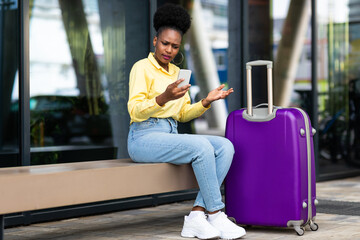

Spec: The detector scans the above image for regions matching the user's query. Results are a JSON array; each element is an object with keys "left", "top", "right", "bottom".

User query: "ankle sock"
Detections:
[
  {"left": 187, "top": 211, "right": 205, "bottom": 220},
  {"left": 207, "top": 211, "right": 221, "bottom": 221}
]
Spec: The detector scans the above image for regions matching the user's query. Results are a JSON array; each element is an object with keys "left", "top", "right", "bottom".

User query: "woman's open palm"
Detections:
[
  {"left": 201, "top": 84, "right": 233, "bottom": 108},
  {"left": 207, "top": 84, "right": 234, "bottom": 102}
]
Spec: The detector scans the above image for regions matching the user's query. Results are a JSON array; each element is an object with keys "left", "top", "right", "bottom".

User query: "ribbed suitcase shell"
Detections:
[{"left": 225, "top": 107, "right": 316, "bottom": 231}]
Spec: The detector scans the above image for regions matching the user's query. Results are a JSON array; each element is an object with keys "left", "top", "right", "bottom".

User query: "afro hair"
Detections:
[{"left": 153, "top": 3, "right": 191, "bottom": 36}]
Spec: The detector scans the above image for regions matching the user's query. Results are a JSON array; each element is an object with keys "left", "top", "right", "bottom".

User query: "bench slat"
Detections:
[{"left": 0, "top": 160, "right": 198, "bottom": 214}]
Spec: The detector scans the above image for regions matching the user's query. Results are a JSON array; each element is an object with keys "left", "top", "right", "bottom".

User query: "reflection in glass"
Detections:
[
  {"left": 272, "top": 0, "right": 360, "bottom": 176},
  {"left": 347, "top": 0, "right": 360, "bottom": 168},
  {"left": 29, "top": 0, "right": 141, "bottom": 164},
  {"left": 317, "top": 2, "right": 348, "bottom": 168},
  {"left": 0, "top": 1, "right": 20, "bottom": 167},
  {"left": 272, "top": 0, "right": 312, "bottom": 110},
  {"left": 30, "top": 0, "right": 110, "bottom": 148},
  {"left": 186, "top": 0, "right": 229, "bottom": 133},
  {"left": 317, "top": 0, "right": 360, "bottom": 174}
]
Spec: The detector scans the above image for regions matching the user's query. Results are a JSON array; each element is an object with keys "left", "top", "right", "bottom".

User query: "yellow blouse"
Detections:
[{"left": 128, "top": 53, "right": 210, "bottom": 123}]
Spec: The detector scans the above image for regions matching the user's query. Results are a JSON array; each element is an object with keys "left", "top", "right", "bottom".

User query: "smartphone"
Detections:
[{"left": 177, "top": 69, "right": 192, "bottom": 88}]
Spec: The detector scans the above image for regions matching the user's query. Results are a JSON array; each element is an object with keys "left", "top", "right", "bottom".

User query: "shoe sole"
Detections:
[
  {"left": 181, "top": 230, "right": 220, "bottom": 239},
  {"left": 220, "top": 232, "right": 246, "bottom": 239}
]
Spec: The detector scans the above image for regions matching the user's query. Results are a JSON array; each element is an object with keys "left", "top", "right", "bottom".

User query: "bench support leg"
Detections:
[{"left": 0, "top": 215, "right": 3, "bottom": 240}]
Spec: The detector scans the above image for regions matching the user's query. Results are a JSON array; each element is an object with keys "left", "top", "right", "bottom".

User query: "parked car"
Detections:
[{"left": 9, "top": 95, "right": 112, "bottom": 146}]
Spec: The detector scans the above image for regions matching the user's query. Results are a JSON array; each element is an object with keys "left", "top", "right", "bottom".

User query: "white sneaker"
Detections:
[
  {"left": 208, "top": 212, "right": 246, "bottom": 239},
  {"left": 181, "top": 213, "right": 221, "bottom": 239}
]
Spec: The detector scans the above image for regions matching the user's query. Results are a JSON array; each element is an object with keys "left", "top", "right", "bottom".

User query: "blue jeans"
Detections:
[{"left": 127, "top": 118, "right": 235, "bottom": 212}]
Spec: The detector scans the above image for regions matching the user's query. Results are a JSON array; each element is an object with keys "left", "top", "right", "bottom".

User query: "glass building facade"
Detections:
[
  {"left": 1, "top": 0, "right": 360, "bottom": 226},
  {"left": 1, "top": 0, "right": 150, "bottom": 167},
  {"left": 228, "top": 0, "right": 360, "bottom": 180},
  {"left": 0, "top": 0, "right": 20, "bottom": 167}
]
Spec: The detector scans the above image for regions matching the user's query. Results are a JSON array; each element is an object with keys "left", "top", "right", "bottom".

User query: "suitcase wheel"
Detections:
[
  {"left": 310, "top": 222, "right": 319, "bottom": 231},
  {"left": 295, "top": 226, "right": 305, "bottom": 236}
]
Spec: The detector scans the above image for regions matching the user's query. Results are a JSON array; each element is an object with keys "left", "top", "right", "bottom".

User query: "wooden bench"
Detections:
[{"left": 0, "top": 159, "right": 198, "bottom": 240}]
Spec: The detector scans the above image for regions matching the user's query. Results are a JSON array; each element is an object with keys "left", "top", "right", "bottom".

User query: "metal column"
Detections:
[
  {"left": 311, "top": 0, "right": 319, "bottom": 179},
  {"left": 228, "top": 0, "right": 248, "bottom": 112},
  {"left": 19, "top": 0, "right": 30, "bottom": 166}
]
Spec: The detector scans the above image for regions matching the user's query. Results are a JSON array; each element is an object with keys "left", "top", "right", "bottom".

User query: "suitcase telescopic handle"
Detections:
[{"left": 246, "top": 60, "right": 273, "bottom": 116}]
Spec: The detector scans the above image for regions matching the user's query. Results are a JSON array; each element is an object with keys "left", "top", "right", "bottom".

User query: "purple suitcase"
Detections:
[{"left": 225, "top": 61, "right": 318, "bottom": 236}]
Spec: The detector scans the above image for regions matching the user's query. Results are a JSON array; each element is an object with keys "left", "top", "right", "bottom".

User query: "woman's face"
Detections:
[{"left": 153, "top": 28, "right": 182, "bottom": 70}]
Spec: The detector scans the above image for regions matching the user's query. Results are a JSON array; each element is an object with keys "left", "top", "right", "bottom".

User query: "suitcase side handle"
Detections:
[{"left": 246, "top": 60, "right": 273, "bottom": 116}]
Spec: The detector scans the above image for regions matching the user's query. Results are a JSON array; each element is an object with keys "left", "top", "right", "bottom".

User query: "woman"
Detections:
[{"left": 127, "top": 3, "right": 246, "bottom": 240}]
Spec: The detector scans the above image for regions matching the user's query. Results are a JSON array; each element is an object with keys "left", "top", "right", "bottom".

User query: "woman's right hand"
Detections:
[{"left": 156, "top": 79, "right": 191, "bottom": 106}]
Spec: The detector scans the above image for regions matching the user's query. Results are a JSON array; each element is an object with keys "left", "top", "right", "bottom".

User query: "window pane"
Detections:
[
  {"left": 29, "top": 0, "right": 149, "bottom": 164},
  {"left": 0, "top": 0, "right": 20, "bottom": 167},
  {"left": 272, "top": 0, "right": 312, "bottom": 111},
  {"left": 186, "top": 0, "right": 229, "bottom": 134},
  {"left": 317, "top": 0, "right": 360, "bottom": 174}
]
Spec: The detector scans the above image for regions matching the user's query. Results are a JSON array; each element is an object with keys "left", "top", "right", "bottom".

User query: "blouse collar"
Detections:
[{"left": 148, "top": 53, "right": 177, "bottom": 76}]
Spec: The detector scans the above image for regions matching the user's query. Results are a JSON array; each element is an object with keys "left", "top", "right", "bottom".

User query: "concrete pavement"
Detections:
[{"left": 5, "top": 176, "right": 360, "bottom": 240}]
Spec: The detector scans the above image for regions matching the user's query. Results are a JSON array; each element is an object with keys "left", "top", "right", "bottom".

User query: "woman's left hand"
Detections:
[{"left": 202, "top": 84, "right": 234, "bottom": 108}]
